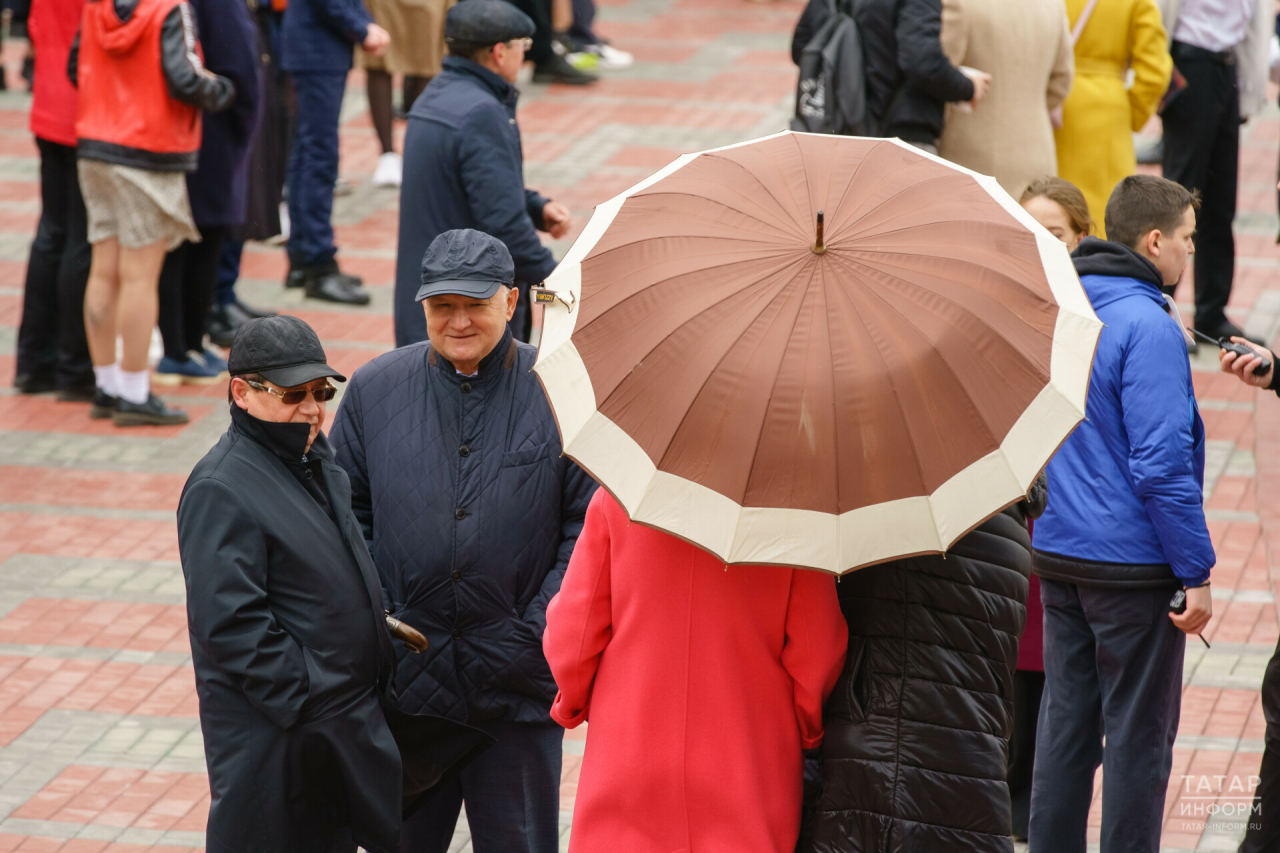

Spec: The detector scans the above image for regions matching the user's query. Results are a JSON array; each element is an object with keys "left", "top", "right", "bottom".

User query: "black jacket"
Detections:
[
  {"left": 802, "top": 480, "right": 1047, "bottom": 853},
  {"left": 792, "top": 0, "right": 974, "bottom": 143},
  {"left": 393, "top": 57, "right": 557, "bottom": 347},
  {"left": 330, "top": 330, "right": 598, "bottom": 724},
  {"left": 178, "top": 407, "right": 489, "bottom": 853}
]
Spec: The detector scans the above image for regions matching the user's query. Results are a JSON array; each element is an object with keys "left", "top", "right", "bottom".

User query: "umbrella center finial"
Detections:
[{"left": 813, "top": 210, "right": 826, "bottom": 255}]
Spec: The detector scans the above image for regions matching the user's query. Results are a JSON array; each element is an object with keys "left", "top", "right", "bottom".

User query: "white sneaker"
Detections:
[
  {"left": 591, "top": 43, "right": 634, "bottom": 69},
  {"left": 374, "top": 151, "right": 402, "bottom": 188}
]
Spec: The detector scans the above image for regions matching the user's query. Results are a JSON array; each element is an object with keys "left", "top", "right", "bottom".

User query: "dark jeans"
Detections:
[
  {"left": 287, "top": 71, "right": 345, "bottom": 269},
  {"left": 1240, "top": 635, "right": 1280, "bottom": 852},
  {"left": 569, "top": 0, "right": 597, "bottom": 45},
  {"left": 401, "top": 719, "right": 561, "bottom": 853},
  {"left": 158, "top": 226, "right": 229, "bottom": 360},
  {"left": 1161, "top": 42, "right": 1239, "bottom": 331},
  {"left": 16, "top": 137, "right": 92, "bottom": 389},
  {"left": 507, "top": 0, "right": 554, "bottom": 63},
  {"left": 1029, "top": 579, "right": 1185, "bottom": 853},
  {"left": 215, "top": 240, "right": 244, "bottom": 307}
]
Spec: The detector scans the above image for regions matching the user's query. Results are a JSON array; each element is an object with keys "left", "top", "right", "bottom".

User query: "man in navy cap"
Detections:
[
  {"left": 392, "top": 0, "right": 573, "bottom": 348},
  {"left": 332, "top": 229, "right": 596, "bottom": 852}
]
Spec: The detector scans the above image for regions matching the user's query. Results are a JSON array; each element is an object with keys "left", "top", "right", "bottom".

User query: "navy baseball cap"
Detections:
[
  {"left": 228, "top": 315, "right": 347, "bottom": 387},
  {"left": 444, "top": 0, "right": 535, "bottom": 48},
  {"left": 416, "top": 229, "right": 516, "bottom": 302}
]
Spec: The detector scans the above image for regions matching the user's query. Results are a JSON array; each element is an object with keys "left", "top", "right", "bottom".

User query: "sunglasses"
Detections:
[{"left": 244, "top": 379, "right": 336, "bottom": 404}]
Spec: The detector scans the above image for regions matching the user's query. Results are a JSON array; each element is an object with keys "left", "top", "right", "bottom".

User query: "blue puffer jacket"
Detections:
[
  {"left": 330, "top": 329, "right": 597, "bottom": 722},
  {"left": 1033, "top": 237, "right": 1214, "bottom": 588}
]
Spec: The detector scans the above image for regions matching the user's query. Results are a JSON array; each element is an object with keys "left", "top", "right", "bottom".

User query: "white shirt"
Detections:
[{"left": 1174, "top": 0, "right": 1257, "bottom": 52}]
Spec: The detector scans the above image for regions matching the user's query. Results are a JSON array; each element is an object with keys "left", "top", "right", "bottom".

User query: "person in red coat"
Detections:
[{"left": 544, "top": 491, "right": 848, "bottom": 853}]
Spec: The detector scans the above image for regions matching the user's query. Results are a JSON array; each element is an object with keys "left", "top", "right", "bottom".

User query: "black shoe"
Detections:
[
  {"left": 207, "top": 304, "right": 237, "bottom": 349},
  {"left": 285, "top": 267, "right": 308, "bottom": 289},
  {"left": 15, "top": 371, "right": 56, "bottom": 394},
  {"left": 233, "top": 298, "right": 276, "bottom": 319},
  {"left": 302, "top": 263, "right": 371, "bottom": 305},
  {"left": 112, "top": 393, "right": 189, "bottom": 426},
  {"left": 1196, "top": 320, "right": 1266, "bottom": 347},
  {"left": 56, "top": 384, "right": 97, "bottom": 403},
  {"left": 533, "top": 53, "right": 599, "bottom": 85},
  {"left": 88, "top": 388, "right": 118, "bottom": 419}
]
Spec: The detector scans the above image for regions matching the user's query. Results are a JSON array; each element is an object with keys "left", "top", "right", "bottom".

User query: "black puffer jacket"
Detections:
[
  {"left": 791, "top": 0, "right": 974, "bottom": 144},
  {"left": 802, "top": 479, "right": 1046, "bottom": 853}
]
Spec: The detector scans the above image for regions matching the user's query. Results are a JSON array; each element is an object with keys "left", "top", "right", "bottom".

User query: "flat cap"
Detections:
[
  {"left": 417, "top": 229, "right": 515, "bottom": 301},
  {"left": 228, "top": 315, "right": 347, "bottom": 387},
  {"left": 444, "top": 0, "right": 535, "bottom": 47}
]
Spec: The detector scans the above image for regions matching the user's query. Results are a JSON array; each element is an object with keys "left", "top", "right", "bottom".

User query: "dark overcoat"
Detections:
[
  {"left": 177, "top": 406, "right": 489, "bottom": 853},
  {"left": 393, "top": 57, "right": 557, "bottom": 347},
  {"left": 802, "top": 479, "right": 1047, "bottom": 853},
  {"left": 329, "top": 329, "right": 597, "bottom": 724}
]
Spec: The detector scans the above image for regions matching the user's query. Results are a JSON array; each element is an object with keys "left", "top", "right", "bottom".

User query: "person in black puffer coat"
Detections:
[
  {"left": 801, "top": 475, "right": 1047, "bottom": 853},
  {"left": 791, "top": 0, "right": 985, "bottom": 149}
]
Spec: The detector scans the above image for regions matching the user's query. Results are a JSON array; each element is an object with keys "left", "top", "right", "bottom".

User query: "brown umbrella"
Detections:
[{"left": 534, "top": 131, "right": 1100, "bottom": 574}]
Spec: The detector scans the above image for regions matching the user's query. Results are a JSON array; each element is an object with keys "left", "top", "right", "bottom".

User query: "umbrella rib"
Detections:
[
  {"left": 841, "top": 217, "right": 1031, "bottom": 245},
  {"left": 831, "top": 173, "right": 971, "bottom": 241},
  {"left": 699, "top": 155, "right": 810, "bottom": 240},
  {"left": 652, "top": 263, "right": 808, "bottom": 476},
  {"left": 832, "top": 251, "right": 1054, "bottom": 353},
  {"left": 829, "top": 254, "right": 1006, "bottom": 449},
  {"left": 827, "top": 268, "right": 931, "bottom": 504},
  {"left": 600, "top": 192, "right": 807, "bottom": 242},
  {"left": 826, "top": 139, "right": 878, "bottom": 220}
]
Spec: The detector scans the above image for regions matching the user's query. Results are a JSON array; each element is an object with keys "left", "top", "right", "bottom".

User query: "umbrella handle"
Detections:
[
  {"left": 532, "top": 287, "right": 576, "bottom": 313},
  {"left": 386, "top": 615, "right": 430, "bottom": 654}
]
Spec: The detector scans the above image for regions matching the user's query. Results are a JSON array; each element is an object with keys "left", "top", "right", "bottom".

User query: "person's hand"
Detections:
[
  {"left": 959, "top": 67, "right": 992, "bottom": 108},
  {"left": 542, "top": 201, "right": 572, "bottom": 239},
  {"left": 362, "top": 23, "right": 390, "bottom": 56},
  {"left": 1169, "top": 585, "right": 1212, "bottom": 635},
  {"left": 1220, "top": 337, "right": 1275, "bottom": 389}
]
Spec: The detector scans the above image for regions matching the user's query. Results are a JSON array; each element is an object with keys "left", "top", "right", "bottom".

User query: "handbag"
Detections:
[{"left": 1050, "top": 0, "right": 1102, "bottom": 130}]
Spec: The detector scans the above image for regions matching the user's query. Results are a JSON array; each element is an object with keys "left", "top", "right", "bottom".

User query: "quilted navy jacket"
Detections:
[{"left": 329, "top": 329, "right": 597, "bottom": 723}]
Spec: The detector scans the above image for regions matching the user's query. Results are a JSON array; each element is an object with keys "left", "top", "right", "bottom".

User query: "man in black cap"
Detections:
[
  {"left": 331, "top": 230, "right": 597, "bottom": 852},
  {"left": 178, "top": 315, "right": 489, "bottom": 853},
  {"left": 393, "top": 0, "right": 575, "bottom": 348}
]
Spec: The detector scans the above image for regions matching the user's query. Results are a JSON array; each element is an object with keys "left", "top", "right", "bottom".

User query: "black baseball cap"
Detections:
[
  {"left": 444, "top": 0, "right": 535, "bottom": 48},
  {"left": 228, "top": 315, "right": 347, "bottom": 388},
  {"left": 416, "top": 229, "right": 515, "bottom": 302}
]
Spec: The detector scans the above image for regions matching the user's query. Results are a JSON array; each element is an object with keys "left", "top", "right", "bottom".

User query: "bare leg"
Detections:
[
  {"left": 367, "top": 68, "right": 394, "bottom": 154},
  {"left": 115, "top": 240, "right": 169, "bottom": 372},
  {"left": 83, "top": 237, "right": 120, "bottom": 367}
]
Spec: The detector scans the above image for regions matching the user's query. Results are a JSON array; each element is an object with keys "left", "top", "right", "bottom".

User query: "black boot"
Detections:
[{"left": 301, "top": 261, "right": 371, "bottom": 305}]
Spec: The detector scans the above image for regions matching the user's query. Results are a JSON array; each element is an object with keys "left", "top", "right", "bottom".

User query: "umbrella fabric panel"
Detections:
[{"left": 569, "top": 134, "right": 1058, "bottom": 515}]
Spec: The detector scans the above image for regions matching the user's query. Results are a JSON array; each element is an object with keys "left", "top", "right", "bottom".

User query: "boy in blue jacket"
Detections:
[{"left": 1029, "top": 175, "right": 1214, "bottom": 853}]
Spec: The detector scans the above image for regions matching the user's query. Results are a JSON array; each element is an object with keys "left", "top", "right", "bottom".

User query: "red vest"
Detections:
[
  {"left": 75, "top": 0, "right": 202, "bottom": 171},
  {"left": 29, "top": 0, "right": 85, "bottom": 147}
]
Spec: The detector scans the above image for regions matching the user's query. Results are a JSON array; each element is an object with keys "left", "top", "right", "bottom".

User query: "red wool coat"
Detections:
[{"left": 544, "top": 492, "right": 848, "bottom": 853}]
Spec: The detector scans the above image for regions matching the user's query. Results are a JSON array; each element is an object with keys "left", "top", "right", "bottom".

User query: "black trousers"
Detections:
[
  {"left": 157, "top": 225, "right": 229, "bottom": 360},
  {"left": 15, "top": 137, "right": 92, "bottom": 389},
  {"left": 1029, "top": 580, "right": 1185, "bottom": 853},
  {"left": 1161, "top": 42, "right": 1240, "bottom": 331},
  {"left": 506, "top": 0, "right": 554, "bottom": 63},
  {"left": 1240, "top": 636, "right": 1280, "bottom": 852},
  {"left": 1009, "top": 669, "right": 1044, "bottom": 838}
]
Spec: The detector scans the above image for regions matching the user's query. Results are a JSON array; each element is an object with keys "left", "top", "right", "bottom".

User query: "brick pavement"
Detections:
[{"left": 0, "top": 0, "right": 1277, "bottom": 848}]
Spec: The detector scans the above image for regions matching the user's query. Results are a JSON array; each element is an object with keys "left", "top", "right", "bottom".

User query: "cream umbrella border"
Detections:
[{"left": 533, "top": 131, "right": 1102, "bottom": 575}]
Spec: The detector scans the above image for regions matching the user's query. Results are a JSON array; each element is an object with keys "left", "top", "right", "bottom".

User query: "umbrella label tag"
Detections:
[{"left": 532, "top": 287, "right": 576, "bottom": 313}]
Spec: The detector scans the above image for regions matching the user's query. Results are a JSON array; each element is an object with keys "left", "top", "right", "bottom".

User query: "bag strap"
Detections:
[{"left": 1070, "top": 0, "right": 1101, "bottom": 46}]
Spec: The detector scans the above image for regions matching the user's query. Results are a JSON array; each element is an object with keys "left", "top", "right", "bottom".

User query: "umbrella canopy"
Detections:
[{"left": 534, "top": 131, "right": 1100, "bottom": 574}]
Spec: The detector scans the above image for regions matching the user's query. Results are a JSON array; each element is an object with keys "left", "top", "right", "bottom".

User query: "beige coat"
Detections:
[{"left": 937, "top": 0, "right": 1075, "bottom": 201}]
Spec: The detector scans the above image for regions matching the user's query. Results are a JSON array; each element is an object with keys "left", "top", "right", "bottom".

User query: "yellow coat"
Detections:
[{"left": 1054, "top": 0, "right": 1171, "bottom": 237}]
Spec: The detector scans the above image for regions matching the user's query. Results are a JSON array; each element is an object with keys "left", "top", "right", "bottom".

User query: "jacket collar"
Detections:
[
  {"left": 1071, "top": 237, "right": 1165, "bottom": 293},
  {"left": 427, "top": 328, "right": 518, "bottom": 382},
  {"left": 441, "top": 56, "right": 519, "bottom": 110},
  {"left": 230, "top": 404, "right": 332, "bottom": 464}
]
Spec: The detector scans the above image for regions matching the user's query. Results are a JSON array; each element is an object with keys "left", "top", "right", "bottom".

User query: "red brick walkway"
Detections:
[{"left": 0, "top": 0, "right": 1276, "bottom": 848}]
